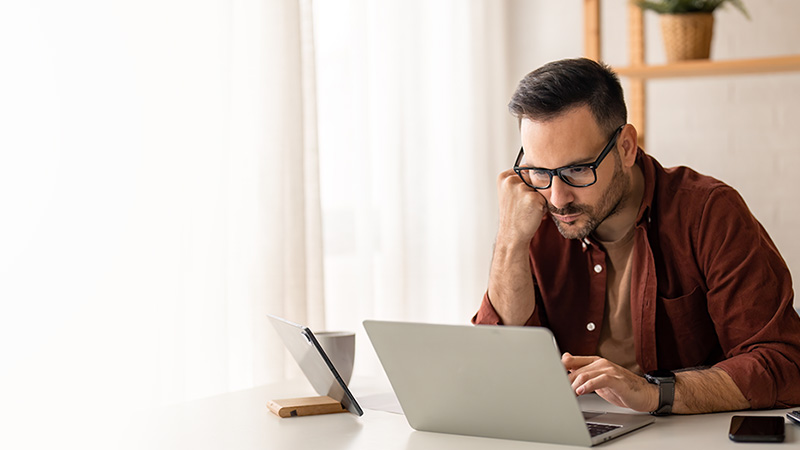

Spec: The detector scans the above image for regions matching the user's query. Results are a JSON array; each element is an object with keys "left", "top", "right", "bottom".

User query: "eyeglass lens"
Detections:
[
  {"left": 532, "top": 167, "right": 594, "bottom": 188},
  {"left": 517, "top": 158, "right": 596, "bottom": 189}
]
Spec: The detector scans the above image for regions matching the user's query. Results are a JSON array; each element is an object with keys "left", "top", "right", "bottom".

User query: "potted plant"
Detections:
[{"left": 635, "top": 0, "right": 750, "bottom": 62}]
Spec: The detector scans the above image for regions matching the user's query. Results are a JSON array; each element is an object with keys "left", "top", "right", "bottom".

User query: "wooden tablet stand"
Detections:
[{"left": 267, "top": 396, "right": 348, "bottom": 418}]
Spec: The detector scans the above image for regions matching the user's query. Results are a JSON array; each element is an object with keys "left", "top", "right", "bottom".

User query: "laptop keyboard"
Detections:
[{"left": 586, "top": 422, "right": 622, "bottom": 437}]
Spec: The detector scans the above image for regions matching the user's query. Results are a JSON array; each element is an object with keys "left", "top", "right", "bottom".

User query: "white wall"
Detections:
[{"left": 507, "top": 0, "right": 800, "bottom": 301}]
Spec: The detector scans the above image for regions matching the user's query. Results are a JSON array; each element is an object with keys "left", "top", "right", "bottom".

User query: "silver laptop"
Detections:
[
  {"left": 268, "top": 315, "right": 363, "bottom": 416},
  {"left": 363, "top": 320, "right": 654, "bottom": 446}
]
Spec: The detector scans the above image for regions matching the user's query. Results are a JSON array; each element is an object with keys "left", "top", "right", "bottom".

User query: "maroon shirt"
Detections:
[{"left": 473, "top": 149, "right": 800, "bottom": 409}]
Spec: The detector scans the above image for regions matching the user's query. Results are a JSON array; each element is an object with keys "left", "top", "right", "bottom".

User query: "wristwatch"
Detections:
[{"left": 645, "top": 369, "right": 675, "bottom": 416}]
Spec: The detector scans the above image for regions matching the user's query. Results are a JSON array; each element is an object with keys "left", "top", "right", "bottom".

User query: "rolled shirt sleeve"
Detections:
[
  {"left": 472, "top": 291, "right": 541, "bottom": 327},
  {"left": 472, "top": 291, "right": 503, "bottom": 325}
]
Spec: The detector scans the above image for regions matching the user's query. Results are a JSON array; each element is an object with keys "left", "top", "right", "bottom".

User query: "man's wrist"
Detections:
[
  {"left": 494, "top": 231, "right": 534, "bottom": 251},
  {"left": 646, "top": 381, "right": 660, "bottom": 413},
  {"left": 645, "top": 370, "right": 676, "bottom": 416}
]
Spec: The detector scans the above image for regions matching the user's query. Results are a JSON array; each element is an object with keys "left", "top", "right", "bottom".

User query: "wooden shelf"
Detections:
[
  {"left": 583, "top": 0, "right": 800, "bottom": 147},
  {"left": 614, "top": 55, "right": 800, "bottom": 79}
]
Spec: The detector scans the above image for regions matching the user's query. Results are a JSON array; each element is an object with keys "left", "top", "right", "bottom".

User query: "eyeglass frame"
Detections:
[{"left": 513, "top": 124, "right": 626, "bottom": 190}]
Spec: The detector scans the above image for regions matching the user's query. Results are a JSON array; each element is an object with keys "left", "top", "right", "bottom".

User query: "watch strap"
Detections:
[
  {"left": 645, "top": 370, "right": 675, "bottom": 416},
  {"left": 653, "top": 378, "right": 674, "bottom": 416}
]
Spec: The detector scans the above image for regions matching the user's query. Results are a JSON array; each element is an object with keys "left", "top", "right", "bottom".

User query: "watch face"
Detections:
[{"left": 647, "top": 369, "right": 675, "bottom": 380}]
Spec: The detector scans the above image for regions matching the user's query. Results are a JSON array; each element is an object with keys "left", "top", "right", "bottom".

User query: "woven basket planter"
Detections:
[{"left": 659, "top": 13, "right": 714, "bottom": 62}]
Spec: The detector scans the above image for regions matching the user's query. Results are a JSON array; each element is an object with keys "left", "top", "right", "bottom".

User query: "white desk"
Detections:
[{"left": 121, "top": 378, "right": 796, "bottom": 449}]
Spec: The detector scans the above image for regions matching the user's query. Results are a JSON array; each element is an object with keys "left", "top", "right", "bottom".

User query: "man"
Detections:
[{"left": 473, "top": 58, "right": 800, "bottom": 415}]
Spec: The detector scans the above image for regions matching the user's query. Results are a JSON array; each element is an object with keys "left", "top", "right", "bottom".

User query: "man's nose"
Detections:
[{"left": 547, "top": 176, "right": 575, "bottom": 210}]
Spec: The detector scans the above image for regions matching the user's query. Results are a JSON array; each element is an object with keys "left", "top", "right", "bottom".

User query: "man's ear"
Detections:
[{"left": 618, "top": 124, "right": 639, "bottom": 168}]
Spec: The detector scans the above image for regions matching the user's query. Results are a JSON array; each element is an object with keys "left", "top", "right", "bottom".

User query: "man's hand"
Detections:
[
  {"left": 562, "top": 353, "right": 658, "bottom": 413},
  {"left": 486, "top": 170, "right": 548, "bottom": 325},
  {"left": 496, "top": 169, "right": 547, "bottom": 245}
]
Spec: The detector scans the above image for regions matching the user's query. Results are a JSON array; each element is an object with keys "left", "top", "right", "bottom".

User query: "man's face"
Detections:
[{"left": 519, "top": 107, "right": 630, "bottom": 240}]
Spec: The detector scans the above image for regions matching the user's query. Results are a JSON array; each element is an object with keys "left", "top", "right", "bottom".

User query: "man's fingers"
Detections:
[
  {"left": 562, "top": 353, "right": 600, "bottom": 371},
  {"left": 496, "top": 168, "right": 517, "bottom": 185},
  {"left": 564, "top": 359, "right": 657, "bottom": 412},
  {"left": 571, "top": 371, "right": 611, "bottom": 396},
  {"left": 496, "top": 168, "right": 548, "bottom": 242}
]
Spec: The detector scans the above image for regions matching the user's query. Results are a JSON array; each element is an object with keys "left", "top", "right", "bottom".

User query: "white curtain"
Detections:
[
  {"left": 0, "top": 2, "right": 520, "bottom": 445},
  {"left": 313, "top": 0, "right": 517, "bottom": 376},
  {"left": 0, "top": 2, "right": 322, "bottom": 445}
]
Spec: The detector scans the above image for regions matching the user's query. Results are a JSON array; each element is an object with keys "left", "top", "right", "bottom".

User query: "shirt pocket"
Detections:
[{"left": 655, "top": 286, "right": 719, "bottom": 368}]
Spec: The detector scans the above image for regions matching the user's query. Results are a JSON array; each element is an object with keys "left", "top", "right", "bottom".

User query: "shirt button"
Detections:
[
  {"left": 586, "top": 322, "right": 596, "bottom": 331},
  {"left": 593, "top": 264, "right": 603, "bottom": 273}
]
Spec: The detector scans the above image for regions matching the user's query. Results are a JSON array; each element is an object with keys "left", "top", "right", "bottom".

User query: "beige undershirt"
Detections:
[{"left": 594, "top": 226, "right": 641, "bottom": 374}]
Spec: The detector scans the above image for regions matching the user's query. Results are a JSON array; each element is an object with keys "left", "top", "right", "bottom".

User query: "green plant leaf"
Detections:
[{"left": 634, "top": 0, "right": 749, "bottom": 18}]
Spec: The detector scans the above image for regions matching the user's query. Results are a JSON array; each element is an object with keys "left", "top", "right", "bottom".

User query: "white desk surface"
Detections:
[{"left": 119, "top": 377, "right": 796, "bottom": 450}]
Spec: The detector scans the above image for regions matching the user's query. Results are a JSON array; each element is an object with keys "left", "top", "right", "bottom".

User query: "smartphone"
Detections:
[{"left": 728, "top": 415, "right": 785, "bottom": 442}]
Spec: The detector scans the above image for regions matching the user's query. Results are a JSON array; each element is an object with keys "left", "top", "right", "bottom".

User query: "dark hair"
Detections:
[{"left": 508, "top": 58, "right": 626, "bottom": 135}]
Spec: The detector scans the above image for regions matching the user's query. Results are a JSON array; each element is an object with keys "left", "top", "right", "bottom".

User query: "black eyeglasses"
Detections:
[{"left": 513, "top": 125, "right": 625, "bottom": 189}]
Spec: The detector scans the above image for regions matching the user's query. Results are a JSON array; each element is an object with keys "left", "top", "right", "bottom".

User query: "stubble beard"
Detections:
[{"left": 549, "top": 155, "right": 631, "bottom": 240}]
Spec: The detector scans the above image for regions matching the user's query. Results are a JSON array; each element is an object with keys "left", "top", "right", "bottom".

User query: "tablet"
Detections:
[{"left": 268, "top": 315, "right": 363, "bottom": 416}]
